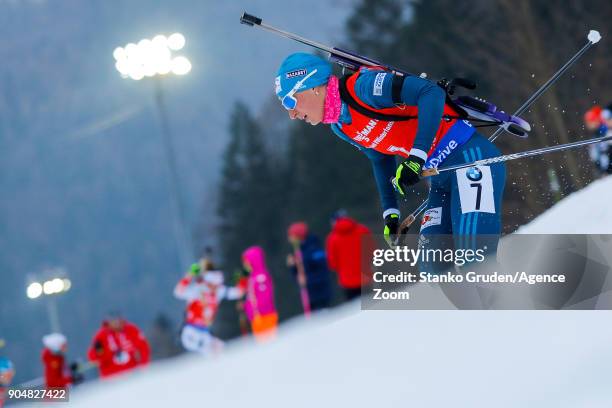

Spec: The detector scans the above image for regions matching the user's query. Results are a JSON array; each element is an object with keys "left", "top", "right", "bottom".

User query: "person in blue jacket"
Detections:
[
  {"left": 287, "top": 221, "right": 333, "bottom": 311},
  {"left": 275, "top": 53, "right": 506, "bottom": 272}
]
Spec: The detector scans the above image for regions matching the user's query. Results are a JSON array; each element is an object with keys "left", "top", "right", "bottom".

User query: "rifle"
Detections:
[{"left": 240, "top": 12, "right": 530, "bottom": 137}]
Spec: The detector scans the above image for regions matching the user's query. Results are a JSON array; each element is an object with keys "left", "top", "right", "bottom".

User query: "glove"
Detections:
[
  {"left": 383, "top": 213, "right": 400, "bottom": 248},
  {"left": 395, "top": 155, "right": 425, "bottom": 195}
]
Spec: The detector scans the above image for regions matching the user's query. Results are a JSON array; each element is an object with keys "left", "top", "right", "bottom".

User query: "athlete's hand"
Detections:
[
  {"left": 395, "top": 155, "right": 425, "bottom": 195},
  {"left": 286, "top": 254, "right": 295, "bottom": 267},
  {"left": 383, "top": 213, "right": 400, "bottom": 248}
]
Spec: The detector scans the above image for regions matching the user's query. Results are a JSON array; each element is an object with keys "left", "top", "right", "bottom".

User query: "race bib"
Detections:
[{"left": 456, "top": 166, "right": 495, "bottom": 213}]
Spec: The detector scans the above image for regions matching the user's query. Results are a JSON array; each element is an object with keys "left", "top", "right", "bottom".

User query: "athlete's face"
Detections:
[
  {"left": 287, "top": 85, "right": 326, "bottom": 125},
  {"left": 108, "top": 318, "right": 124, "bottom": 332},
  {"left": 585, "top": 119, "right": 600, "bottom": 131}
]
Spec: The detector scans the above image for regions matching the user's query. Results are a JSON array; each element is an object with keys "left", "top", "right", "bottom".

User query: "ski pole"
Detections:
[
  {"left": 292, "top": 243, "right": 311, "bottom": 318},
  {"left": 416, "top": 134, "right": 612, "bottom": 177},
  {"left": 490, "top": 30, "right": 601, "bottom": 143},
  {"left": 394, "top": 134, "right": 612, "bottom": 238},
  {"left": 396, "top": 200, "right": 429, "bottom": 235},
  {"left": 399, "top": 29, "right": 602, "bottom": 234}
]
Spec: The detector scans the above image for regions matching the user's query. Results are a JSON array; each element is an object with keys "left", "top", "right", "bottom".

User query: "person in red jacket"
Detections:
[
  {"left": 173, "top": 262, "right": 243, "bottom": 354},
  {"left": 87, "top": 313, "right": 150, "bottom": 378},
  {"left": 41, "top": 333, "right": 75, "bottom": 389},
  {"left": 325, "top": 210, "right": 374, "bottom": 301}
]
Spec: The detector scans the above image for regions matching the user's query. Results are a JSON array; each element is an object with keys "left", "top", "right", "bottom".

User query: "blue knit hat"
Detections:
[{"left": 275, "top": 53, "right": 332, "bottom": 100}]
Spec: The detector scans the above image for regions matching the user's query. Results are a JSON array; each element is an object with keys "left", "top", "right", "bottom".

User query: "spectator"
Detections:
[
  {"left": 585, "top": 104, "right": 612, "bottom": 174},
  {"left": 0, "top": 346, "right": 14, "bottom": 408},
  {"left": 603, "top": 103, "right": 612, "bottom": 132},
  {"left": 242, "top": 246, "right": 278, "bottom": 341},
  {"left": 87, "top": 313, "right": 150, "bottom": 378},
  {"left": 231, "top": 267, "right": 251, "bottom": 336},
  {"left": 287, "top": 222, "right": 333, "bottom": 312},
  {"left": 174, "top": 262, "right": 243, "bottom": 354},
  {"left": 42, "top": 333, "right": 80, "bottom": 389},
  {"left": 326, "top": 211, "right": 374, "bottom": 301}
]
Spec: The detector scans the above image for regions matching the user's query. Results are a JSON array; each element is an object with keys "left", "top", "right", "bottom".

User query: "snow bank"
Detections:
[
  {"left": 27, "top": 178, "right": 612, "bottom": 408},
  {"left": 38, "top": 305, "right": 612, "bottom": 408},
  {"left": 517, "top": 176, "right": 612, "bottom": 233}
]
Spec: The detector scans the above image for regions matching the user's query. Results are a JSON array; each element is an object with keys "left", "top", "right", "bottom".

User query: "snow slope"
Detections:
[
  {"left": 518, "top": 176, "right": 612, "bottom": 233},
  {"left": 25, "top": 178, "right": 612, "bottom": 408},
  {"left": 32, "top": 306, "right": 612, "bottom": 408}
]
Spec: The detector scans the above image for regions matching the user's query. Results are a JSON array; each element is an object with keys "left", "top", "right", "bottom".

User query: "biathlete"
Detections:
[{"left": 274, "top": 53, "right": 506, "bottom": 271}]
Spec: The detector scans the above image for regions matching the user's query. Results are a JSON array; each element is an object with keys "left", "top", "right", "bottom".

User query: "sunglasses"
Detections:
[{"left": 281, "top": 69, "right": 318, "bottom": 110}]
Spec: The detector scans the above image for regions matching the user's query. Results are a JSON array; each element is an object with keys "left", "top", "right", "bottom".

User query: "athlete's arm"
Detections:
[
  {"left": 362, "top": 148, "right": 399, "bottom": 216},
  {"left": 330, "top": 121, "right": 399, "bottom": 217}
]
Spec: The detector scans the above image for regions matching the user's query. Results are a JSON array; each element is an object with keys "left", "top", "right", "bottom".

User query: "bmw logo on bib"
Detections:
[{"left": 466, "top": 166, "right": 483, "bottom": 181}]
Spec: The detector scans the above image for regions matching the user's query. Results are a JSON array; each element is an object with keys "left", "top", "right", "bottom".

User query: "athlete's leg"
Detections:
[
  {"left": 418, "top": 176, "right": 454, "bottom": 274},
  {"left": 450, "top": 137, "right": 506, "bottom": 259}
]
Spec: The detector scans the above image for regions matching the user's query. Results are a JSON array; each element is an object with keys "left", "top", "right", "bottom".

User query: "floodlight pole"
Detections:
[
  {"left": 114, "top": 35, "right": 194, "bottom": 269},
  {"left": 153, "top": 77, "right": 193, "bottom": 268},
  {"left": 46, "top": 296, "right": 61, "bottom": 333}
]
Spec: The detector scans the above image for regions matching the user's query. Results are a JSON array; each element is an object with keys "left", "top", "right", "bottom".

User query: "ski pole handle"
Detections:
[
  {"left": 392, "top": 214, "right": 416, "bottom": 246},
  {"left": 393, "top": 199, "right": 430, "bottom": 245},
  {"left": 399, "top": 214, "right": 417, "bottom": 232},
  {"left": 421, "top": 168, "right": 439, "bottom": 177}
]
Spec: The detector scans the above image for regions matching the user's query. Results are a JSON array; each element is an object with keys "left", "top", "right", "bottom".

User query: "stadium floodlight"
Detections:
[
  {"left": 113, "top": 33, "right": 191, "bottom": 80},
  {"left": 29, "top": 275, "right": 71, "bottom": 298},
  {"left": 43, "top": 280, "right": 54, "bottom": 295},
  {"left": 43, "top": 279, "right": 62, "bottom": 295},
  {"left": 27, "top": 269, "right": 71, "bottom": 333},
  {"left": 51, "top": 278, "right": 65, "bottom": 293},
  {"left": 171, "top": 56, "right": 192, "bottom": 75},
  {"left": 27, "top": 282, "right": 43, "bottom": 299},
  {"left": 113, "top": 47, "right": 126, "bottom": 61},
  {"left": 63, "top": 278, "right": 72, "bottom": 292},
  {"left": 167, "top": 33, "right": 185, "bottom": 50}
]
